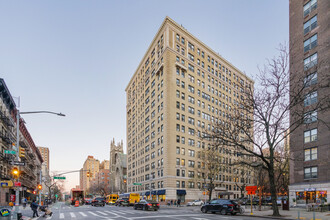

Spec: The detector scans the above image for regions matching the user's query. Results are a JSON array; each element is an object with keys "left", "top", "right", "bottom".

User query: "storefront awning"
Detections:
[
  {"left": 145, "top": 191, "right": 157, "bottom": 196},
  {"left": 177, "top": 190, "right": 186, "bottom": 195},
  {"left": 218, "top": 192, "right": 234, "bottom": 195},
  {"left": 157, "top": 190, "right": 166, "bottom": 195}
]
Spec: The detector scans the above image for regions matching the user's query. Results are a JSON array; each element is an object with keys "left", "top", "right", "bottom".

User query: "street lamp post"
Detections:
[{"left": 12, "top": 109, "right": 65, "bottom": 219}]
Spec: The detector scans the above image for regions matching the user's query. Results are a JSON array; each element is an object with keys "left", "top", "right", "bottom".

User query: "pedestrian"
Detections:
[
  {"left": 30, "top": 199, "right": 39, "bottom": 217},
  {"left": 21, "top": 197, "right": 27, "bottom": 209},
  {"left": 170, "top": 200, "right": 173, "bottom": 206},
  {"left": 174, "top": 200, "right": 176, "bottom": 206},
  {"left": 177, "top": 199, "right": 181, "bottom": 207}
]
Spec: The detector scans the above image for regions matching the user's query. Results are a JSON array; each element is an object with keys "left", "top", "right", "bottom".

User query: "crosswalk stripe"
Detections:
[
  {"left": 88, "top": 211, "right": 99, "bottom": 216},
  {"left": 122, "top": 210, "right": 135, "bottom": 214},
  {"left": 59, "top": 213, "right": 64, "bottom": 219},
  {"left": 104, "top": 210, "right": 119, "bottom": 215},
  {"left": 111, "top": 210, "right": 127, "bottom": 215},
  {"left": 96, "top": 211, "right": 107, "bottom": 216},
  {"left": 79, "top": 212, "right": 87, "bottom": 217},
  {"left": 70, "top": 212, "right": 76, "bottom": 218}
]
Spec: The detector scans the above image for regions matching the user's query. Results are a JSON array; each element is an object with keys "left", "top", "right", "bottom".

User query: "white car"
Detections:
[{"left": 187, "top": 200, "right": 204, "bottom": 206}]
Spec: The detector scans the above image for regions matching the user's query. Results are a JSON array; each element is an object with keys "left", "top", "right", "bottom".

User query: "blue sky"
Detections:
[{"left": 0, "top": 0, "right": 288, "bottom": 191}]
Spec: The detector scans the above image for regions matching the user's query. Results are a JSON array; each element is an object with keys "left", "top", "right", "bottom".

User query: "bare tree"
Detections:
[
  {"left": 202, "top": 45, "right": 329, "bottom": 216},
  {"left": 194, "top": 145, "right": 223, "bottom": 202}
]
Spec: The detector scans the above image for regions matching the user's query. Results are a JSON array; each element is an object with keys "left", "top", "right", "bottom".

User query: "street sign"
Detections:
[
  {"left": 14, "top": 182, "right": 21, "bottom": 187},
  {"left": 54, "top": 176, "right": 66, "bottom": 180},
  {"left": 4, "top": 150, "right": 16, "bottom": 155},
  {"left": 9, "top": 161, "right": 25, "bottom": 166},
  {"left": 133, "top": 183, "right": 142, "bottom": 186}
]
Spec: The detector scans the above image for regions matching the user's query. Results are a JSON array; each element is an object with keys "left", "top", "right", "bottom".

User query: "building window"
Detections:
[
  {"left": 304, "top": 167, "right": 317, "bottom": 179},
  {"left": 176, "top": 181, "right": 180, "bottom": 188},
  {"left": 188, "top": 182, "right": 195, "bottom": 188},
  {"left": 304, "top": 34, "right": 317, "bottom": 52},
  {"left": 304, "top": 147, "right": 317, "bottom": 161},
  {"left": 304, "top": 72, "right": 317, "bottom": 87},
  {"left": 182, "top": 181, "right": 185, "bottom": 188},
  {"left": 176, "top": 169, "right": 180, "bottom": 177},
  {"left": 176, "top": 158, "right": 180, "bottom": 166},
  {"left": 304, "top": 91, "right": 317, "bottom": 106},
  {"left": 176, "top": 147, "right": 180, "bottom": 154},
  {"left": 304, "top": 110, "right": 317, "bottom": 123},
  {"left": 304, "top": 15, "right": 317, "bottom": 34},
  {"left": 304, "top": 128, "right": 317, "bottom": 143},
  {"left": 303, "top": 0, "right": 317, "bottom": 16}
]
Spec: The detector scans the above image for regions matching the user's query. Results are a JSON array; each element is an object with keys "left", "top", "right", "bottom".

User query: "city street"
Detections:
[{"left": 18, "top": 202, "right": 279, "bottom": 220}]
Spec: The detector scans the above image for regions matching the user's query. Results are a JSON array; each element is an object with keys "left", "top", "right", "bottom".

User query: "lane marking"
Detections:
[
  {"left": 70, "top": 212, "right": 76, "bottom": 218},
  {"left": 59, "top": 213, "right": 64, "bottom": 219},
  {"left": 129, "top": 214, "right": 207, "bottom": 219},
  {"left": 79, "top": 212, "right": 87, "bottom": 217},
  {"left": 96, "top": 211, "right": 108, "bottom": 216},
  {"left": 111, "top": 210, "right": 127, "bottom": 215},
  {"left": 88, "top": 211, "right": 99, "bottom": 216},
  {"left": 104, "top": 210, "right": 119, "bottom": 215}
]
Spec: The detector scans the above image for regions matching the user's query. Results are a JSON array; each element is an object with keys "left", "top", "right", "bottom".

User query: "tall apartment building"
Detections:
[
  {"left": 80, "top": 156, "right": 100, "bottom": 193},
  {"left": 38, "top": 146, "right": 50, "bottom": 172},
  {"left": 126, "top": 17, "right": 253, "bottom": 202},
  {"left": 289, "top": 0, "right": 330, "bottom": 205}
]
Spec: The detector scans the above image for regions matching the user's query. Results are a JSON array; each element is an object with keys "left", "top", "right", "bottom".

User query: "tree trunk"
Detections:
[
  {"left": 268, "top": 166, "right": 280, "bottom": 216},
  {"left": 208, "top": 188, "right": 213, "bottom": 202}
]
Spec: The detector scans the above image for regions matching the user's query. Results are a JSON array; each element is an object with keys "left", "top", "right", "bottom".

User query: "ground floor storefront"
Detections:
[
  {"left": 134, "top": 188, "right": 241, "bottom": 203},
  {"left": 289, "top": 182, "right": 329, "bottom": 206}
]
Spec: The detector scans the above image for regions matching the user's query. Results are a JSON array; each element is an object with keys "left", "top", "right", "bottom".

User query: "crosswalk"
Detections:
[{"left": 57, "top": 209, "right": 190, "bottom": 219}]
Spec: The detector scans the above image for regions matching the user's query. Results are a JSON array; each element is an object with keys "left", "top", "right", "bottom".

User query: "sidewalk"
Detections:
[{"left": 241, "top": 207, "right": 330, "bottom": 220}]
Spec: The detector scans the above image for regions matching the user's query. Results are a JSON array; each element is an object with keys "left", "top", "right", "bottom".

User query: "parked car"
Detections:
[
  {"left": 115, "top": 198, "right": 129, "bottom": 206},
  {"left": 85, "top": 198, "right": 93, "bottom": 205},
  {"left": 187, "top": 200, "right": 204, "bottom": 206},
  {"left": 134, "top": 200, "right": 159, "bottom": 211},
  {"left": 201, "top": 199, "right": 240, "bottom": 215},
  {"left": 91, "top": 197, "right": 106, "bottom": 207}
]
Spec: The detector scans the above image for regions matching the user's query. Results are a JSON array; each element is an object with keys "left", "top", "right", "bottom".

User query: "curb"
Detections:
[{"left": 241, "top": 214, "right": 296, "bottom": 220}]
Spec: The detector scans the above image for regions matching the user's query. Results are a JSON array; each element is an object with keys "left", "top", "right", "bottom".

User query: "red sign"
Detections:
[
  {"left": 10, "top": 194, "right": 15, "bottom": 202},
  {"left": 14, "top": 182, "right": 21, "bottom": 187},
  {"left": 246, "top": 186, "right": 258, "bottom": 191}
]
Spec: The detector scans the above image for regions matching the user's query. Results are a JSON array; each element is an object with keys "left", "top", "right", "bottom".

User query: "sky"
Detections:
[{"left": 0, "top": 0, "right": 288, "bottom": 191}]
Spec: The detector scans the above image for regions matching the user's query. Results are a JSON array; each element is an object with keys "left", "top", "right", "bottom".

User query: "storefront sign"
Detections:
[
  {"left": 305, "top": 188, "right": 316, "bottom": 191},
  {"left": 0, "top": 180, "right": 13, "bottom": 188},
  {"left": 10, "top": 194, "right": 15, "bottom": 202}
]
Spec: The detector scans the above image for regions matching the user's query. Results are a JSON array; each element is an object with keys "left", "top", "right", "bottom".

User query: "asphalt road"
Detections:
[{"left": 19, "top": 202, "right": 279, "bottom": 220}]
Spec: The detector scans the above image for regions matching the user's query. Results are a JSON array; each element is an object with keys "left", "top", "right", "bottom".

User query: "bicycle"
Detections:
[{"left": 239, "top": 206, "right": 245, "bottom": 214}]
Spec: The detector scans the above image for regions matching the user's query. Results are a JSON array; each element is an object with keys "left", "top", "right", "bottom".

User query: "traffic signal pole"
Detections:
[
  {"left": 12, "top": 109, "right": 21, "bottom": 219},
  {"left": 39, "top": 169, "right": 42, "bottom": 205}
]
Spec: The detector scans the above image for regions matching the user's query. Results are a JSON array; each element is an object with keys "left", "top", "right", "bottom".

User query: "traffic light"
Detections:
[
  {"left": 37, "top": 184, "right": 42, "bottom": 190},
  {"left": 12, "top": 167, "right": 19, "bottom": 177},
  {"left": 19, "top": 146, "right": 25, "bottom": 158},
  {"left": 33, "top": 191, "right": 36, "bottom": 194},
  {"left": 123, "top": 179, "right": 127, "bottom": 183},
  {"left": 87, "top": 171, "right": 90, "bottom": 177}
]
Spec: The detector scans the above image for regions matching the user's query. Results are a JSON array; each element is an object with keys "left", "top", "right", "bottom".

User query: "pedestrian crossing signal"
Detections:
[{"left": 37, "top": 184, "right": 42, "bottom": 190}]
